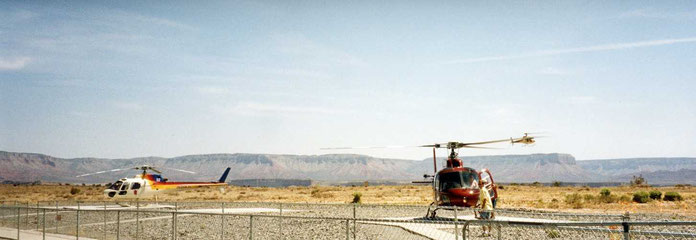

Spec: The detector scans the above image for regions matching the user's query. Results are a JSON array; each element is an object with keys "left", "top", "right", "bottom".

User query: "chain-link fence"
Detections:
[{"left": 1, "top": 201, "right": 695, "bottom": 239}]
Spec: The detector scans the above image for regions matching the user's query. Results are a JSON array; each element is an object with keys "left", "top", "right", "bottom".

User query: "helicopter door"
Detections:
[
  {"left": 118, "top": 182, "right": 130, "bottom": 196},
  {"left": 131, "top": 182, "right": 142, "bottom": 196},
  {"left": 479, "top": 169, "right": 498, "bottom": 201}
]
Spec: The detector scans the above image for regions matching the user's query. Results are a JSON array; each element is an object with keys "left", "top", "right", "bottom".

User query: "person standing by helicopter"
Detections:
[{"left": 476, "top": 179, "right": 494, "bottom": 236}]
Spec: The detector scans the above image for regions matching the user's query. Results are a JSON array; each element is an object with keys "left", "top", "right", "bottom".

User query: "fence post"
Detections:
[
  {"left": 352, "top": 204, "right": 356, "bottom": 239},
  {"left": 345, "top": 219, "right": 350, "bottom": 240},
  {"left": 103, "top": 202, "right": 107, "bottom": 240},
  {"left": 622, "top": 212, "right": 631, "bottom": 240},
  {"left": 278, "top": 202, "right": 283, "bottom": 240},
  {"left": 17, "top": 207, "right": 20, "bottom": 240},
  {"left": 36, "top": 202, "right": 40, "bottom": 231},
  {"left": 136, "top": 201, "right": 140, "bottom": 240},
  {"left": 76, "top": 209, "right": 80, "bottom": 240},
  {"left": 221, "top": 202, "right": 225, "bottom": 240},
  {"left": 55, "top": 201, "right": 58, "bottom": 234},
  {"left": 42, "top": 208, "right": 46, "bottom": 240},
  {"left": 116, "top": 210, "right": 121, "bottom": 240},
  {"left": 249, "top": 215, "right": 253, "bottom": 240},
  {"left": 174, "top": 204, "right": 178, "bottom": 240},
  {"left": 171, "top": 212, "right": 176, "bottom": 240},
  {"left": 497, "top": 223, "right": 501, "bottom": 240},
  {"left": 454, "top": 207, "right": 459, "bottom": 240},
  {"left": 462, "top": 222, "right": 469, "bottom": 240}
]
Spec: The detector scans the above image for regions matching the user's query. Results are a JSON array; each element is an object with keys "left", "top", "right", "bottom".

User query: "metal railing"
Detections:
[{"left": 1, "top": 201, "right": 695, "bottom": 239}]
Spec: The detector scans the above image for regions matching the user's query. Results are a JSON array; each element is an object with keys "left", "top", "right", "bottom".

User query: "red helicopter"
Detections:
[{"left": 324, "top": 133, "right": 540, "bottom": 218}]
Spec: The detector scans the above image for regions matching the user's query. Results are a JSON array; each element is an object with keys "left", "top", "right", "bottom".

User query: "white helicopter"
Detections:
[{"left": 76, "top": 165, "right": 230, "bottom": 200}]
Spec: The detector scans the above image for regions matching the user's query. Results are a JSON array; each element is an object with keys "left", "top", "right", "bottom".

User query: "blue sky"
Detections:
[{"left": 1, "top": 1, "right": 695, "bottom": 160}]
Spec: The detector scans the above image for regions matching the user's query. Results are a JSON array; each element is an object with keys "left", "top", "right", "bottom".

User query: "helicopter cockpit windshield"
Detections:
[
  {"left": 109, "top": 181, "right": 123, "bottom": 190},
  {"left": 439, "top": 171, "right": 480, "bottom": 191}
]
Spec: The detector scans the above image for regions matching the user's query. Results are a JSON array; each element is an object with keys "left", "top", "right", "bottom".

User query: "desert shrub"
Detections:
[
  {"left": 633, "top": 191, "right": 650, "bottom": 203},
  {"left": 532, "top": 182, "right": 543, "bottom": 187},
  {"left": 546, "top": 229, "right": 560, "bottom": 238},
  {"left": 363, "top": 181, "right": 369, "bottom": 187},
  {"left": 70, "top": 187, "right": 81, "bottom": 195},
  {"left": 618, "top": 195, "right": 632, "bottom": 203},
  {"left": 599, "top": 194, "right": 617, "bottom": 203},
  {"left": 598, "top": 189, "right": 617, "bottom": 203},
  {"left": 674, "top": 184, "right": 691, "bottom": 188},
  {"left": 663, "top": 192, "right": 683, "bottom": 201},
  {"left": 564, "top": 193, "right": 583, "bottom": 208},
  {"left": 310, "top": 188, "right": 334, "bottom": 198},
  {"left": 649, "top": 190, "right": 662, "bottom": 200},
  {"left": 631, "top": 175, "right": 647, "bottom": 186},
  {"left": 547, "top": 198, "right": 559, "bottom": 208},
  {"left": 552, "top": 181, "right": 562, "bottom": 187},
  {"left": 352, "top": 192, "right": 362, "bottom": 204},
  {"left": 583, "top": 194, "right": 595, "bottom": 202}
]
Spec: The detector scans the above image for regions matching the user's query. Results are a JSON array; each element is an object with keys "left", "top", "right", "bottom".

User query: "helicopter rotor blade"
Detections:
[
  {"left": 159, "top": 167, "right": 196, "bottom": 174},
  {"left": 150, "top": 167, "right": 162, "bottom": 174},
  {"left": 461, "top": 145, "right": 502, "bottom": 149},
  {"left": 456, "top": 139, "right": 511, "bottom": 147},
  {"left": 320, "top": 145, "right": 421, "bottom": 150},
  {"left": 322, "top": 133, "right": 534, "bottom": 150},
  {"left": 75, "top": 168, "right": 130, "bottom": 178}
]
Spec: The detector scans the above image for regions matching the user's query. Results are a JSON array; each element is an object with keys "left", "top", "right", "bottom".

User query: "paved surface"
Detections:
[
  {"left": 0, "top": 227, "right": 97, "bottom": 240},
  {"left": 362, "top": 215, "right": 569, "bottom": 240},
  {"left": 1, "top": 207, "right": 295, "bottom": 239}
]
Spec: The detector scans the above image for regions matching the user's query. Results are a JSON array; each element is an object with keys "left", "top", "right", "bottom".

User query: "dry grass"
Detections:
[{"left": 1, "top": 184, "right": 695, "bottom": 216}]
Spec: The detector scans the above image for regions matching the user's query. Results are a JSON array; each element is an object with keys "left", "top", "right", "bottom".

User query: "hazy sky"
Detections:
[{"left": 1, "top": 1, "right": 695, "bottom": 160}]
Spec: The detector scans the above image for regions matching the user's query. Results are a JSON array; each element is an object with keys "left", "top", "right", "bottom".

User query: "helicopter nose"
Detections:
[{"left": 104, "top": 190, "right": 116, "bottom": 198}]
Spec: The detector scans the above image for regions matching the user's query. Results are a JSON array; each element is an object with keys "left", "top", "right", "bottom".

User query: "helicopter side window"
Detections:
[
  {"left": 131, "top": 182, "right": 141, "bottom": 190},
  {"left": 120, "top": 182, "right": 130, "bottom": 191},
  {"left": 110, "top": 181, "right": 123, "bottom": 190}
]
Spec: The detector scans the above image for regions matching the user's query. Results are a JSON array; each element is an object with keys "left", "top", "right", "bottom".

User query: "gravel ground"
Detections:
[{"left": 1, "top": 202, "right": 695, "bottom": 239}]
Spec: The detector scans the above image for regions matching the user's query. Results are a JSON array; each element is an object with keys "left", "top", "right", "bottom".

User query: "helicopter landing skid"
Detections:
[{"left": 425, "top": 202, "right": 439, "bottom": 219}]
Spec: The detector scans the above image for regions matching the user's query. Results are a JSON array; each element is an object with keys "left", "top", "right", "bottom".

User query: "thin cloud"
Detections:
[
  {"left": 568, "top": 96, "right": 596, "bottom": 105},
  {"left": 617, "top": 8, "right": 696, "bottom": 20},
  {"left": 197, "top": 86, "right": 233, "bottom": 95},
  {"left": 115, "top": 11, "right": 194, "bottom": 30},
  {"left": 113, "top": 102, "right": 143, "bottom": 111},
  {"left": 214, "top": 102, "right": 349, "bottom": 116},
  {"left": 538, "top": 67, "right": 569, "bottom": 76},
  {"left": 0, "top": 57, "right": 31, "bottom": 70},
  {"left": 274, "top": 33, "right": 366, "bottom": 67},
  {"left": 440, "top": 37, "right": 696, "bottom": 65}
]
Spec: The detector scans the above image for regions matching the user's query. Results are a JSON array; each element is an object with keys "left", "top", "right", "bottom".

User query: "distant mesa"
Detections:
[{"left": 1, "top": 151, "right": 695, "bottom": 185}]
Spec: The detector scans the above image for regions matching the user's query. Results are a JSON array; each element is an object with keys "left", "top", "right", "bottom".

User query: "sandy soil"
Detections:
[{"left": 1, "top": 184, "right": 694, "bottom": 216}]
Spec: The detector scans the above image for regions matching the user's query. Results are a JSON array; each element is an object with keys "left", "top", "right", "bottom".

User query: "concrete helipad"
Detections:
[
  {"left": 0, "top": 227, "right": 97, "bottom": 240},
  {"left": 361, "top": 215, "right": 569, "bottom": 240}
]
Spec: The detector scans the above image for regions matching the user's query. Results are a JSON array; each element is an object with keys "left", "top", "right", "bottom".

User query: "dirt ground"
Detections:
[{"left": 1, "top": 184, "right": 694, "bottom": 216}]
